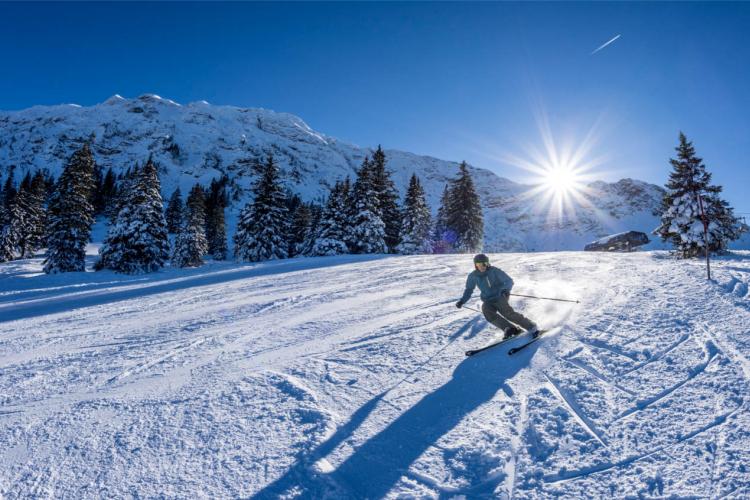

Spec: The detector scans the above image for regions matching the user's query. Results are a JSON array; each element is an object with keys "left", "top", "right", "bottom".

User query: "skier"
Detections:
[{"left": 456, "top": 254, "right": 538, "bottom": 339}]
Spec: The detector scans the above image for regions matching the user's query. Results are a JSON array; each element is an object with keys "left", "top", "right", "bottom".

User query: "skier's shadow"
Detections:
[{"left": 253, "top": 335, "right": 541, "bottom": 498}]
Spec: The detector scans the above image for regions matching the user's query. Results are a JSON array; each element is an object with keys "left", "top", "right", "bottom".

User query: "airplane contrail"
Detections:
[{"left": 591, "top": 34, "right": 621, "bottom": 55}]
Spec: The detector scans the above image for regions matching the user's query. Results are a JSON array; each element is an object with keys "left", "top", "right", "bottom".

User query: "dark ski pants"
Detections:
[{"left": 481, "top": 296, "right": 534, "bottom": 331}]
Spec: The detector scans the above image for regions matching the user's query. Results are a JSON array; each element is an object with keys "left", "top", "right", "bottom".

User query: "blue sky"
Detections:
[{"left": 1, "top": 2, "right": 749, "bottom": 215}]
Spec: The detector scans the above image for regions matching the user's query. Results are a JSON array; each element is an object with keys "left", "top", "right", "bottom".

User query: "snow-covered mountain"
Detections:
[{"left": 0, "top": 94, "right": 668, "bottom": 251}]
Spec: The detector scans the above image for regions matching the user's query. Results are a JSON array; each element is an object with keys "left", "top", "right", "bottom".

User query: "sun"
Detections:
[
  {"left": 490, "top": 113, "right": 608, "bottom": 220},
  {"left": 520, "top": 155, "right": 594, "bottom": 222},
  {"left": 468, "top": 104, "right": 612, "bottom": 221},
  {"left": 541, "top": 162, "right": 585, "bottom": 197}
]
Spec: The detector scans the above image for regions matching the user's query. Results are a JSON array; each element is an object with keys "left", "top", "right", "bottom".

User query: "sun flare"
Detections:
[
  {"left": 524, "top": 152, "right": 597, "bottom": 221},
  {"left": 487, "top": 111, "right": 610, "bottom": 221},
  {"left": 541, "top": 163, "right": 585, "bottom": 197}
]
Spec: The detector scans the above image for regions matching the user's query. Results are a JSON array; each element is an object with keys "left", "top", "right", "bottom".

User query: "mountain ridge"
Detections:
[{"left": 0, "top": 94, "right": 668, "bottom": 251}]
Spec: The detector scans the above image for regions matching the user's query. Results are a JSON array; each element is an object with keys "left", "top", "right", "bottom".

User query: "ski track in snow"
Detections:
[{"left": 1, "top": 251, "right": 749, "bottom": 498}]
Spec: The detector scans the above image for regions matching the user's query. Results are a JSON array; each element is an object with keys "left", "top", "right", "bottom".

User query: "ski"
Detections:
[
  {"left": 465, "top": 329, "right": 546, "bottom": 357},
  {"left": 508, "top": 329, "right": 549, "bottom": 356}
]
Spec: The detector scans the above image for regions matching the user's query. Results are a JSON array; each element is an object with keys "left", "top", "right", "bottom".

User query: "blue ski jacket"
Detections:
[{"left": 459, "top": 265, "right": 514, "bottom": 304}]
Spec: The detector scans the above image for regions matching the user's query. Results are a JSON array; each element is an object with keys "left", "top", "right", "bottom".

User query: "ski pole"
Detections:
[
  {"left": 510, "top": 293, "right": 579, "bottom": 304},
  {"left": 460, "top": 305, "right": 482, "bottom": 313}
]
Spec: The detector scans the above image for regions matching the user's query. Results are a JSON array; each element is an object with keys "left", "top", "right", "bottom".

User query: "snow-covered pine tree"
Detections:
[
  {"left": 91, "top": 163, "right": 106, "bottom": 215},
  {"left": 445, "top": 161, "right": 484, "bottom": 253},
  {"left": 111, "top": 165, "right": 139, "bottom": 219},
  {"left": 206, "top": 176, "right": 229, "bottom": 259},
  {"left": 348, "top": 158, "right": 387, "bottom": 254},
  {"left": 165, "top": 187, "right": 184, "bottom": 234},
  {"left": 43, "top": 144, "right": 96, "bottom": 273},
  {"left": 286, "top": 193, "right": 311, "bottom": 257},
  {"left": 297, "top": 200, "right": 322, "bottom": 256},
  {"left": 3, "top": 171, "right": 48, "bottom": 259},
  {"left": 0, "top": 166, "right": 17, "bottom": 227},
  {"left": 370, "top": 146, "right": 402, "bottom": 252},
  {"left": 234, "top": 154, "right": 288, "bottom": 262},
  {"left": 42, "top": 170, "right": 56, "bottom": 201},
  {"left": 97, "top": 158, "right": 170, "bottom": 274},
  {"left": 0, "top": 168, "right": 19, "bottom": 261},
  {"left": 654, "top": 133, "right": 744, "bottom": 257},
  {"left": 284, "top": 193, "right": 300, "bottom": 256},
  {"left": 338, "top": 177, "right": 356, "bottom": 248},
  {"left": 432, "top": 185, "right": 455, "bottom": 253},
  {"left": 172, "top": 184, "right": 209, "bottom": 267},
  {"left": 0, "top": 227, "right": 15, "bottom": 263},
  {"left": 0, "top": 191, "right": 24, "bottom": 262},
  {"left": 206, "top": 181, "right": 229, "bottom": 260},
  {"left": 100, "top": 167, "right": 118, "bottom": 219},
  {"left": 396, "top": 173, "right": 433, "bottom": 254},
  {"left": 0, "top": 172, "right": 5, "bottom": 218},
  {"left": 311, "top": 181, "right": 351, "bottom": 256},
  {"left": 22, "top": 171, "right": 48, "bottom": 257},
  {"left": 207, "top": 207, "right": 228, "bottom": 260},
  {"left": 19, "top": 171, "right": 31, "bottom": 193}
]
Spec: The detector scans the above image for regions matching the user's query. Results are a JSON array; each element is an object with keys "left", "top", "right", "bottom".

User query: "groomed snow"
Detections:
[{"left": 1, "top": 249, "right": 749, "bottom": 497}]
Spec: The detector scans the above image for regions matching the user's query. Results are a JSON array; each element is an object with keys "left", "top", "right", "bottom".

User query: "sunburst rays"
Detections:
[{"left": 500, "top": 111, "right": 609, "bottom": 224}]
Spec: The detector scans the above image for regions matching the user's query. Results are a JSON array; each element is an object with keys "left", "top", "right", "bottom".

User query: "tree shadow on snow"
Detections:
[{"left": 253, "top": 334, "right": 541, "bottom": 498}]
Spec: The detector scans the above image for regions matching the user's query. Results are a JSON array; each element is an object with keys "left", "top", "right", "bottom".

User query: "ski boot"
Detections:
[
  {"left": 526, "top": 323, "right": 540, "bottom": 337},
  {"left": 503, "top": 326, "right": 521, "bottom": 340}
]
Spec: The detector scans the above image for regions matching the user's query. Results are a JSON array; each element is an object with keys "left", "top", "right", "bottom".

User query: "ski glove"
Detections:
[
  {"left": 455, "top": 300, "right": 464, "bottom": 309},
  {"left": 501, "top": 290, "right": 510, "bottom": 299}
]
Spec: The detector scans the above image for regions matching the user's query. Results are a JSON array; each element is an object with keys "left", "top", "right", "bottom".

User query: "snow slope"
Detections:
[
  {"left": 0, "top": 95, "right": 670, "bottom": 251},
  {"left": 1, "top": 249, "right": 749, "bottom": 497}
]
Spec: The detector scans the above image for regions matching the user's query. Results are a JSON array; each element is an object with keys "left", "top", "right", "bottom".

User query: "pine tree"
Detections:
[
  {"left": 1, "top": 166, "right": 17, "bottom": 227},
  {"left": 165, "top": 188, "right": 184, "bottom": 234},
  {"left": 298, "top": 201, "right": 323, "bottom": 256},
  {"left": 1, "top": 172, "right": 48, "bottom": 260},
  {"left": 97, "top": 158, "right": 170, "bottom": 273},
  {"left": 185, "top": 184, "right": 209, "bottom": 258},
  {"left": 311, "top": 181, "right": 351, "bottom": 256},
  {"left": 172, "top": 184, "right": 209, "bottom": 267},
  {"left": 23, "top": 172, "right": 48, "bottom": 256},
  {"left": 0, "top": 168, "right": 18, "bottom": 261},
  {"left": 92, "top": 163, "right": 106, "bottom": 215},
  {"left": 19, "top": 171, "right": 32, "bottom": 193},
  {"left": 42, "top": 170, "right": 56, "bottom": 201},
  {"left": 0, "top": 174, "right": 4, "bottom": 221},
  {"left": 432, "top": 185, "right": 454, "bottom": 253},
  {"left": 339, "top": 177, "right": 356, "bottom": 249},
  {"left": 286, "top": 194, "right": 311, "bottom": 258},
  {"left": 444, "top": 161, "right": 484, "bottom": 253},
  {"left": 0, "top": 191, "right": 24, "bottom": 262},
  {"left": 234, "top": 154, "right": 288, "bottom": 261},
  {"left": 654, "top": 133, "right": 744, "bottom": 257},
  {"left": 205, "top": 177, "right": 229, "bottom": 260},
  {"left": 396, "top": 174, "right": 433, "bottom": 254},
  {"left": 348, "top": 158, "right": 386, "bottom": 254},
  {"left": 207, "top": 207, "right": 228, "bottom": 260},
  {"left": 100, "top": 168, "right": 118, "bottom": 219},
  {"left": 369, "top": 146, "right": 402, "bottom": 252},
  {"left": 43, "top": 144, "right": 96, "bottom": 273},
  {"left": 0, "top": 227, "right": 16, "bottom": 263},
  {"left": 111, "top": 165, "right": 139, "bottom": 218}
]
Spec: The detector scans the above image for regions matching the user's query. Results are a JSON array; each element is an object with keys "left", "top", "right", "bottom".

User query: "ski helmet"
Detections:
[{"left": 473, "top": 254, "right": 489, "bottom": 265}]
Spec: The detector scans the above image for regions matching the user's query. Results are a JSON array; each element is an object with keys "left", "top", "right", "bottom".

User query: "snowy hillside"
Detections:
[
  {"left": 1, "top": 248, "right": 749, "bottom": 497},
  {"left": 0, "top": 94, "right": 669, "bottom": 251}
]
